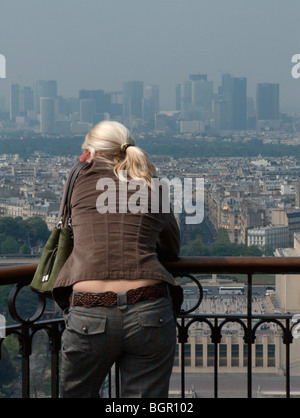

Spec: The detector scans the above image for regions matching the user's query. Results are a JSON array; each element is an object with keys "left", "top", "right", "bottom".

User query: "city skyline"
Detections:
[
  {"left": 3, "top": 73, "right": 284, "bottom": 136},
  {"left": 0, "top": 0, "right": 299, "bottom": 111}
]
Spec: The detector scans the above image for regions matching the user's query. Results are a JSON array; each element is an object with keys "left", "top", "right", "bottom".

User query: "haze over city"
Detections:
[{"left": 0, "top": 0, "right": 299, "bottom": 111}]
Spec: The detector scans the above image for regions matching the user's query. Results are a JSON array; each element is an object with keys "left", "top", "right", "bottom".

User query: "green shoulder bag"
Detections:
[{"left": 30, "top": 161, "right": 87, "bottom": 297}]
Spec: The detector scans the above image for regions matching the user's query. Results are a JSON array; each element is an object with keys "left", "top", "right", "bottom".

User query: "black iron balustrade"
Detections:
[{"left": 1, "top": 257, "right": 300, "bottom": 398}]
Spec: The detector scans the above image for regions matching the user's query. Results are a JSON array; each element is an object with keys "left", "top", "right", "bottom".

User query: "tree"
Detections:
[
  {"left": 214, "top": 228, "right": 231, "bottom": 245},
  {"left": 0, "top": 344, "right": 17, "bottom": 394},
  {"left": 0, "top": 236, "right": 19, "bottom": 254},
  {"left": 24, "top": 217, "right": 50, "bottom": 245},
  {"left": 180, "top": 226, "right": 262, "bottom": 257},
  {"left": 20, "top": 243, "right": 31, "bottom": 254},
  {"left": 0, "top": 217, "right": 24, "bottom": 241},
  {"left": 180, "top": 236, "right": 210, "bottom": 256}
]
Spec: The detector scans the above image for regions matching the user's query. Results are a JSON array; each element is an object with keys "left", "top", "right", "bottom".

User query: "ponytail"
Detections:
[
  {"left": 82, "top": 121, "right": 156, "bottom": 187},
  {"left": 114, "top": 145, "right": 156, "bottom": 187}
]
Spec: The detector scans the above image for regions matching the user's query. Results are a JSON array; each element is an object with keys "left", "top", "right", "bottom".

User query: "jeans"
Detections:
[{"left": 60, "top": 292, "right": 177, "bottom": 398}]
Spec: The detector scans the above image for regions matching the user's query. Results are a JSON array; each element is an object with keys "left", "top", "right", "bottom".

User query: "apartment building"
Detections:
[
  {"left": 247, "top": 225, "right": 289, "bottom": 251},
  {"left": 173, "top": 333, "right": 285, "bottom": 375}
]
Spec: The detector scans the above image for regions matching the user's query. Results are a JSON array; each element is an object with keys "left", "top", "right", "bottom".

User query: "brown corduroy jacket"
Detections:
[{"left": 53, "top": 159, "right": 181, "bottom": 309}]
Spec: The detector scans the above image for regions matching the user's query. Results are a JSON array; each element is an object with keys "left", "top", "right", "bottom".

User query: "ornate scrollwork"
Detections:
[
  {"left": 177, "top": 273, "right": 203, "bottom": 315},
  {"left": 8, "top": 283, "right": 46, "bottom": 324}
]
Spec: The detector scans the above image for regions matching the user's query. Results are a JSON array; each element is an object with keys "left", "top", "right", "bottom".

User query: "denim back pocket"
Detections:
[
  {"left": 64, "top": 307, "right": 107, "bottom": 353},
  {"left": 137, "top": 302, "right": 176, "bottom": 354}
]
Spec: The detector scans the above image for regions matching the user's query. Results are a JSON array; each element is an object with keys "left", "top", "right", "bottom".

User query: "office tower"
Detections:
[
  {"left": 61, "top": 98, "right": 80, "bottom": 116},
  {"left": 123, "top": 81, "right": 144, "bottom": 119},
  {"left": 109, "top": 91, "right": 123, "bottom": 118},
  {"left": 10, "top": 84, "right": 20, "bottom": 120},
  {"left": 178, "top": 74, "right": 213, "bottom": 119},
  {"left": 79, "top": 89, "right": 111, "bottom": 114},
  {"left": 256, "top": 83, "right": 279, "bottom": 121},
  {"left": 175, "top": 84, "right": 181, "bottom": 111},
  {"left": 191, "top": 78, "right": 213, "bottom": 111},
  {"left": 216, "top": 73, "right": 232, "bottom": 130},
  {"left": 180, "top": 80, "right": 192, "bottom": 114},
  {"left": 35, "top": 80, "right": 57, "bottom": 113},
  {"left": 80, "top": 99, "right": 96, "bottom": 123},
  {"left": 213, "top": 99, "right": 230, "bottom": 131},
  {"left": 142, "top": 84, "right": 159, "bottom": 123},
  {"left": 220, "top": 73, "right": 232, "bottom": 97},
  {"left": 21, "top": 86, "right": 34, "bottom": 113},
  {"left": 231, "top": 77, "right": 247, "bottom": 130},
  {"left": 189, "top": 73, "right": 207, "bottom": 81},
  {"left": 189, "top": 74, "right": 212, "bottom": 112},
  {"left": 40, "top": 97, "right": 55, "bottom": 134}
]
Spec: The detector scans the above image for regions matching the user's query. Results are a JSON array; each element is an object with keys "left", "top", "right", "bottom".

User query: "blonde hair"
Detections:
[{"left": 82, "top": 121, "right": 156, "bottom": 186}]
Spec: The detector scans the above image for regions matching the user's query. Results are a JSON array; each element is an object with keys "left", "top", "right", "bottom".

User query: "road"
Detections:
[{"left": 183, "top": 284, "right": 271, "bottom": 298}]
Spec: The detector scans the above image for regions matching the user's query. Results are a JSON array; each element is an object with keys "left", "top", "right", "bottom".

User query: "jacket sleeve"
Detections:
[{"left": 156, "top": 210, "right": 181, "bottom": 261}]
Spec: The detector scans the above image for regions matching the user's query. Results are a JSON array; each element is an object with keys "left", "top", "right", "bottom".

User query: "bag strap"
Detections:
[{"left": 57, "top": 161, "right": 88, "bottom": 227}]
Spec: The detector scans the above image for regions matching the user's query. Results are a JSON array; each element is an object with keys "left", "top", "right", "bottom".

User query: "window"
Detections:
[
  {"left": 243, "top": 344, "right": 248, "bottom": 367},
  {"left": 184, "top": 344, "right": 191, "bottom": 366},
  {"left": 231, "top": 344, "right": 239, "bottom": 367},
  {"left": 195, "top": 344, "right": 203, "bottom": 366},
  {"left": 219, "top": 344, "right": 227, "bottom": 367},
  {"left": 256, "top": 344, "right": 263, "bottom": 367},
  {"left": 207, "top": 344, "right": 214, "bottom": 367},
  {"left": 268, "top": 344, "right": 275, "bottom": 367}
]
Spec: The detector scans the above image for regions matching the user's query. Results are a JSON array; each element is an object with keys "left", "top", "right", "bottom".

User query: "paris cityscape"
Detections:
[{"left": 0, "top": 0, "right": 300, "bottom": 400}]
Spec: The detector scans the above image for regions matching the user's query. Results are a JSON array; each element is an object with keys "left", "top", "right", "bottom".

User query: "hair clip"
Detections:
[{"left": 121, "top": 143, "right": 133, "bottom": 153}]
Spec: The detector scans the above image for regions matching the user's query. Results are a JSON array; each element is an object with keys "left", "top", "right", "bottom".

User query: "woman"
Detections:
[{"left": 53, "top": 121, "right": 181, "bottom": 398}]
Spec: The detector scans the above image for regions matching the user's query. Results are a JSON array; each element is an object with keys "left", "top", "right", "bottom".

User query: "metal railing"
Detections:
[{"left": 1, "top": 256, "right": 300, "bottom": 398}]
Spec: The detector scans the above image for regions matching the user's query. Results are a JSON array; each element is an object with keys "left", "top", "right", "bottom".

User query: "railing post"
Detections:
[
  {"left": 247, "top": 273, "right": 253, "bottom": 399},
  {"left": 214, "top": 318, "right": 219, "bottom": 398},
  {"left": 19, "top": 328, "right": 32, "bottom": 398},
  {"left": 211, "top": 318, "right": 222, "bottom": 398},
  {"left": 284, "top": 318, "right": 293, "bottom": 399},
  {"left": 177, "top": 316, "right": 188, "bottom": 398},
  {"left": 48, "top": 322, "right": 62, "bottom": 398}
]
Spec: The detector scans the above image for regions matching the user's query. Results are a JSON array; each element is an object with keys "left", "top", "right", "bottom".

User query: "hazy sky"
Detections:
[{"left": 0, "top": 0, "right": 299, "bottom": 110}]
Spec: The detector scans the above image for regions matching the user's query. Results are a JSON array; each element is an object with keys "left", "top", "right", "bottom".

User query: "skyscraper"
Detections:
[
  {"left": 142, "top": 84, "right": 159, "bottom": 123},
  {"left": 180, "top": 80, "right": 192, "bottom": 114},
  {"left": 213, "top": 99, "right": 230, "bottom": 131},
  {"left": 175, "top": 84, "right": 181, "bottom": 111},
  {"left": 220, "top": 73, "right": 232, "bottom": 97},
  {"left": 40, "top": 97, "right": 55, "bottom": 134},
  {"left": 189, "top": 74, "right": 207, "bottom": 81},
  {"left": 10, "top": 84, "right": 20, "bottom": 120},
  {"left": 191, "top": 78, "right": 213, "bottom": 111},
  {"left": 21, "top": 86, "right": 34, "bottom": 114},
  {"left": 80, "top": 99, "right": 96, "bottom": 123},
  {"left": 256, "top": 83, "right": 280, "bottom": 121},
  {"left": 231, "top": 77, "right": 247, "bottom": 130},
  {"left": 79, "top": 89, "right": 111, "bottom": 115},
  {"left": 123, "top": 81, "right": 144, "bottom": 119},
  {"left": 35, "top": 80, "right": 57, "bottom": 113}
]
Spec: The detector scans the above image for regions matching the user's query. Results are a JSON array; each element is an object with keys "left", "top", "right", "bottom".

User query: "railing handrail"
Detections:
[
  {"left": 2, "top": 255, "right": 300, "bottom": 286},
  {"left": 0, "top": 263, "right": 38, "bottom": 285}
]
